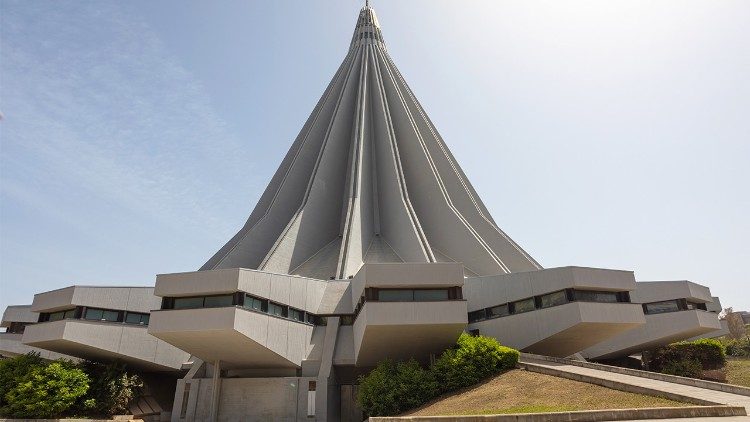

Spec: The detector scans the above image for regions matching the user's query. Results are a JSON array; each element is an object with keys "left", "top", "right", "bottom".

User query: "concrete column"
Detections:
[{"left": 208, "top": 360, "right": 222, "bottom": 422}]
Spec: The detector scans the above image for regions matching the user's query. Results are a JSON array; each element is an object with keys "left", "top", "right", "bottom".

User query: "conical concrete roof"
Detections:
[{"left": 202, "top": 5, "right": 542, "bottom": 279}]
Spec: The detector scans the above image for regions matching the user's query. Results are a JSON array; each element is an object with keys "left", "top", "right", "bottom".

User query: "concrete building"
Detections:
[
  {"left": 581, "top": 281, "right": 723, "bottom": 360},
  {"left": 7, "top": 4, "right": 728, "bottom": 422},
  {"left": 1, "top": 305, "right": 77, "bottom": 361},
  {"left": 21, "top": 286, "right": 191, "bottom": 372}
]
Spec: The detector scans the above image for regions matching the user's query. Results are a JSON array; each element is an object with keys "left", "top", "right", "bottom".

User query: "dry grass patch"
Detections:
[
  {"left": 726, "top": 358, "right": 750, "bottom": 388},
  {"left": 403, "top": 369, "right": 688, "bottom": 416}
]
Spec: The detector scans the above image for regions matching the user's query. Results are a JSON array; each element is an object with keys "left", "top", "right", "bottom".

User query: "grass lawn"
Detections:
[
  {"left": 726, "top": 358, "right": 750, "bottom": 388},
  {"left": 403, "top": 369, "right": 688, "bottom": 416}
]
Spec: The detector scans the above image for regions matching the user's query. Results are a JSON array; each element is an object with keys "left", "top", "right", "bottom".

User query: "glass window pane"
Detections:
[
  {"left": 644, "top": 300, "right": 680, "bottom": 315},
  {"left": 378, "top": 290, "right": 414, "bottom": 302},
  {"left": 540, "top": 291, "right": 568, "bottom": 308},
  {"left": 125, "top": 313, "right": 147, "bottom": 324},
  {"left": 413, "top": 289, "right": 449, "bottom": 301},
  {"left": 204, "top": 295, "right": 233, "bottom": 308},
  {"left": 468, "top": 309, "right": 486, "bottom": 323},
  {"left": 269, "top": 303, "right": 284, "bottom": 316},
  {"left": 48, "top": 311, "right": 64, "bottom": 322},
  {"left": 340, "top": 315, "right": 354, "bottom": 325},
  {"left": 174, "top": 297, "right": 204, "bottom": 310},
  {"left": 574, "top": 290, "right": 619, "bottom": 303},
  {"left": 102, "top": 310, "right": 120, "bottom": 322},
  {"left": 488, "top": 304, "right": 509, "bottom": 318},
  {"left": 64, "top": 309, "right": 77, "bottom": 319},
  {"left": 142, "top": 314, "right": 149, "bottom": 325},
  {"left": 513, "top": 298, "right": 536, "bottom": 314},
  {"left": 85, "top": 309, "right": 104, "bottom": 321}
]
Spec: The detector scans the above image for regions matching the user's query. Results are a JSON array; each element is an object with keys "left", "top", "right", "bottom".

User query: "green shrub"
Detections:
[
  {"left": 357, "top": 333, "right": 519, "bottom": 417},
  {"left": 647, "top": 338, "right": 727, "bottom": 377},
  {"left": 432, "top": 333, "right": 519, "bottom": 393},
  {"left": 357, "top": 359, "right": 437, "bottom": 417},
  {"left": 660, "top": 359, "right": 703, "bottom": 378},
  {"left": 724, "top": 338, "right": 750, "bottom": 357},
  {"left": 1, "top": 359, "right": 89, "bottom": 418},
  {"left": 0, "top": 352, "right": 46, "bottom": 407},
  {"left": 72, "top": 361, "right": 143, "bottom": 417}
]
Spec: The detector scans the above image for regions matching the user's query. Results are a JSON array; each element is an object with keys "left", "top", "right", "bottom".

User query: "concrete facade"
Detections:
[
  {"left": 21, "top": 286, "right": 191, "bottom": 371},
  {"left": 581, "top": 281, "right": 723, "bottom": 360},
  {"left": 1, "top": 305, "right": 77, "bottom": 360}
]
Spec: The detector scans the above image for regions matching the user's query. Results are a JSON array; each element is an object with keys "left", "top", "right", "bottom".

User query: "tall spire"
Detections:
[{"left": 201, "top": 5, "right": 541, "bottom": 279}]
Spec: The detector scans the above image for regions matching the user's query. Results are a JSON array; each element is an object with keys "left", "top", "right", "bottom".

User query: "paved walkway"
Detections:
[{"left": 520, "top": 358, "right": 750, "bottom": 417}]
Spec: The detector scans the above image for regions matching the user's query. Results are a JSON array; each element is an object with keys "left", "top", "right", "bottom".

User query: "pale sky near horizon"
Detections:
[{"left": 1, "top": 0, "right": 748, "bottom": 314}]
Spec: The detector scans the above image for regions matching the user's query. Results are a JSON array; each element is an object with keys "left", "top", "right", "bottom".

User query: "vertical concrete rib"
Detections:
[
  {"left": 202, "top": 48, "right": 357, "bottom": 271},
  {"left": 374, "top": 46, "right": 506, "bottom": 276},
  {"left": 369, "top": 39, "right": 434, "bottom": 263},
  {"left": 200, "top": 5, "right": 541, "bottom": 278},
  {"left": 260, "top": 48, "right": 364, "bottom": 275},
  {"left": 382, "top": 51, "right": 542, "bottom": 272}
]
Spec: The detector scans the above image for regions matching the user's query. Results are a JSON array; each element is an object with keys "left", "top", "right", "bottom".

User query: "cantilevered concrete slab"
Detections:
[
  {"left": 349, "top": 263, "right": 467, "bottom": 366},
  {"left": 22, "top": 286, "right": 190, "bottom": 371},
  {"left": 1, "top": 305, "right": 76, "bottom": 360},
  {"left": 464, "top": 267, "right": 645, "bottom": 357},
  {"left": 581, "top": 280, "right": 722, "bottom": 360}
]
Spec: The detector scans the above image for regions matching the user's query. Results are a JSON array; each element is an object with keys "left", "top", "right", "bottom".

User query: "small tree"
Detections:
[
  {"left": 71, "top": 361, "right": 143, "bottom": 417},
  {"left": 2, "top": 360, "right": 89, "bottom": 418},
  {"left": 0, "top": 352, "right": 46, "bottom": 407}
]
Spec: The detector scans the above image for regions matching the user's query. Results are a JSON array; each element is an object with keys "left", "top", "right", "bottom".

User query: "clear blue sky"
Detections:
[{"left": 1, "top": 0, "right": 748, "bottom": 313}]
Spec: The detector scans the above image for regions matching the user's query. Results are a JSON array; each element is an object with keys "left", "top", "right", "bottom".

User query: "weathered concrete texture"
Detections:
[{"left": 367, "top": 406, "right": 747, "bottom": 421}]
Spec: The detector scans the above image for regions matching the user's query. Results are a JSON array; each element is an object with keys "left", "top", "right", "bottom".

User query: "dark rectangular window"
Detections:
[
  {"left": 643, "top": 300, "right": 681, "bottom": 315},
  {"left": 173, "top": 297, "right": 205, "bottom": 310},
  {"left": 47, "top": 309, "right": 77, "bottom": 322},
  {"left": 512, "top": 298, "right": 536, "bottom": 314},
  {"left": 573, "top": 290, "right": 620, "bottom": 303},
  {"left": 414, "top": 289, "right": 449, "bottom": 301},
  {"left": 289, "top": 308, "right": 305, "bottom": 322},
  {"left": 378, "top": 290, "right": 414, "bottom": 302},
  {"left": 487, "top": 304, "right": 510, "bottom": 318},
  {"left": 540, "top": 290, "right": 568, "bottom": 308},
  {"left": 244, "top": 295, "right": 267, "bottom": 312},
  {"left": 125, "top": 312, "right": 150, "bottom": 325},
  {"left": 468, "top": 309, "right": 487, "bottom": 323},
  {"left": 84, "top": 308, "right": 120, "bottom": 322},
  {"left": 268, "top": 302, "right": 286, "bottom": 317},
  {"left": 203, "top": 295, "right": 234, "bottom": 308}
]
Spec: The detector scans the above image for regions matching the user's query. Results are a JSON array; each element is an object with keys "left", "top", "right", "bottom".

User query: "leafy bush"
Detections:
[
  {"left": 724, "top": 338, "right": 750, "bottom": 357},
  {"left": 0, "top": 352, "right": 46, "bottom": 406},
  {"left": 0, "top": 354, "right": 143, "bottom": 419},
  {"left": 648, "top": 338, "right": 727, "bottom": 377},
  {"left": 659, "top": 359, "right": 702, "bottom": 378},
  {"left": 1, "top": 359, "right": 89, "bottom": 418},
  {"left": 357, "top": 333, "right": 519, "bottom": 416},
  {"left": 432, "top": 333, "right": 519, "bottom": 393},
  {"left": 72, "top": 361, "right": 143, "bottom": 417},
  {"left": 357, "top": 359, "right": 437, "bottom": 417}
]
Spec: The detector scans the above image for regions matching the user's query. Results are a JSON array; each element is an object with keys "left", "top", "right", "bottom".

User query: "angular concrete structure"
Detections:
[
  {"left": 10, "top": 4, "right": 728, "bottom": 422},
  {"left": 581, "top": 281, "right": 723, "bottom": 360},
  {"left": 22, "top": 286, "right": 191, "bottom": 372},
  {"left": 463, "top": 267, "right": 645, "bottom": 357},
  {"left": 1, "top": 305, "right": 77, "bottom": 360}
]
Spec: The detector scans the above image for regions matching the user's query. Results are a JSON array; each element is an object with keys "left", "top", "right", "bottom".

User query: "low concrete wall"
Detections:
[
  {"left": 521, "top": 353, "right": 750, "bottom": 397},
  {"left": 368, "top": 405, "right": 747, "bottom": 421}
]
